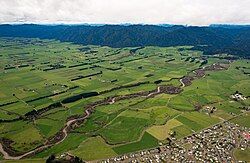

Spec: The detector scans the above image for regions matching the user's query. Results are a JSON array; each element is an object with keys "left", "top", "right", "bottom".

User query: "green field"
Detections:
[
  {"left": 176, "top": 112, "right": 221, "bottom": 131},
  {"left": 230, "top": 112, "right": 250, "bottom": 128},
  {"left": 113, "top": 132, "right": 159, "bottom": 155},
  {"left": 0, "top": 38, "right": 249, "bottom": 161},
  {"left": 2, "top": 159, "right": 45, "bottom": 163},
  {"left": 171, "top": 125, "right": 193, "bottom": 139},
  {"left": 70, "top": 136, "right": 117, "bottom": 161},
  {"left": 233, "top": 148, "right": 250, "bottom": 162},
  {"left": 34, "top": 133, "right": 87, "bottom": 158}
]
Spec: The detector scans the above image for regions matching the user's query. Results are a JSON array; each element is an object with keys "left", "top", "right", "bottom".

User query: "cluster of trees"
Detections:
[
  {"left": 46, "top": 154, "right": 83, "bottom": 163},
  {"left": 43, "top": 64, "right": 66, "bottom": 71},
  {"left": 24, "top": 102, "right": 62, "bottom": 119},
  {"left": 61, "top": 92, "right": 99, "bottom": 104},
  {"left": 0, "top": 101, "right": 18, "bottom": 107},
  {"left": 70, "top": 71, "right": 102, "bottom": 81}
]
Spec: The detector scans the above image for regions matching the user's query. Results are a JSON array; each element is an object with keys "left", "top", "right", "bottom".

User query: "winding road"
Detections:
[
  {"left": 144, "top": 86, "right": 161, "bottom": 97},
  {"left": 180, "top": 79, "right": 185, "bottom": 88}
]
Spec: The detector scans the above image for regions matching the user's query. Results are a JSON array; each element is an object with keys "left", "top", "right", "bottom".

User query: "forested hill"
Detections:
[{"left": 0, "top": 24, "right": 249, "bottom": 57}]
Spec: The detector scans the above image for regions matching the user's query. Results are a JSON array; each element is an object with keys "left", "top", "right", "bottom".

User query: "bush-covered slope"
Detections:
[{"left": 0, "top": 24, "right": 249, "bottom": 57}]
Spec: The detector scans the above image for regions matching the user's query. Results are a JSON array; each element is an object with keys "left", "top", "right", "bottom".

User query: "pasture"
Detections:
[
  {"left": 0, "top": 38, "right": 249, "bottom": 161},
  {"left": 70, "top": 136, "right": 117, "bottom": 161},
  {"left": 113, "top": 132, "right": 159, "bottom": 155},
  {"left": 230, "top": 112, "right": 250, "bottom": 128},
  {"left": 233, "top": 148, "right": 250, "bottom": 162}
]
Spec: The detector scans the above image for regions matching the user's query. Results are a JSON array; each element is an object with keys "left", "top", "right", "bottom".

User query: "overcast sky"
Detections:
[{"left": 0, "top": 0, "right": 250, "bottom": 25}]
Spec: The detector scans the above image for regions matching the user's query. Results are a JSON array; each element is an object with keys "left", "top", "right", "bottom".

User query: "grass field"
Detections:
[
  {"left": 171, "top": 125, "right": 194, "bottom": 139},
  {"left": 99, "top": 115, "right": 153, "bottom": 144},
  {"left": 2, "top": 159, "right": 45, "bottom": 163},
  {"left": 34, "top": 133, "right": 87, "bottom": 158},
  {"left": 233, "top": 148, "right": 250, "bottom": 162},
  {"left": 70, "top": 136, "right": 117, "bottom": 161},
  {"left": 113, "top": 132, "right": 159, "bottom": 155},
  {"left": 0, "top": 38, "right": 249, "bottom": 161},
  {"left": 176, "top": 112, "right": 221, "bottom": 132},
  {"left": 230, "top": 112, "right": 250, "bottom": 128}
]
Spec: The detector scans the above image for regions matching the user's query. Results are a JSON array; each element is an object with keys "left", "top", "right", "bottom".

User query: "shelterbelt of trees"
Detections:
[{"left": 0, "top": 24, "right": 250, "bottom": 57}]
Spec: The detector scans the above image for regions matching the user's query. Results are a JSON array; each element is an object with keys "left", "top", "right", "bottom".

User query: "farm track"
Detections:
[
  {"left": 0, "top": 62, "right": 229, "bottom": 160},
  {"left": 180, "top": 78, "right": 185, "bottom": 87}
]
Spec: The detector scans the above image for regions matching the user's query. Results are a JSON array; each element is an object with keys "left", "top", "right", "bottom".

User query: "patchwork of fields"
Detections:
[{"left": 0, "top": 38, "right": 249, "bottom": 161}]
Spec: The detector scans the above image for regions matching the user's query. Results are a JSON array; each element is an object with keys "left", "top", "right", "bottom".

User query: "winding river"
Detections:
[
  {"left": 0, "top": 109, "right": 91, "bottom": 160},
  {"left": 0, "top": 63, "right": 228, "bottom": 160},
  {"left": 0, "top": 85, "right": 168, "bottom": 160}
]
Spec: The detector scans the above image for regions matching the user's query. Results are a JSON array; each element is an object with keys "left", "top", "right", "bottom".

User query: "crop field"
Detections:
[
  {"left": 147, "top": 119, "right": 183, "bottom": 140},
  {"left": 0, "top": 38, "right": 249, "bottom": 161}
]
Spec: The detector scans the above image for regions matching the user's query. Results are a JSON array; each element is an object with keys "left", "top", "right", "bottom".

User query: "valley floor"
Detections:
[{"left": 0, "top": 38, "right": 249, "bottom": 162}]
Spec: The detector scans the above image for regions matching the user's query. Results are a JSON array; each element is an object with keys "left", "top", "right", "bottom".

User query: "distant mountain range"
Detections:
[{"left": 0, "top": 24, "right": 249, "bottom": 57}]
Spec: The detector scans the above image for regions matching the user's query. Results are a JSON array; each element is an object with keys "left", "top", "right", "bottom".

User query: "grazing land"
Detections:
[
  {"left": 233, "top": 148, "right": 250, "bottom": 162},
  {"left": 70, "top": 136, "right": 117, "bottom": 161},
  {"left": 0, "top": 37, "right": 249, "bottom": 162}
]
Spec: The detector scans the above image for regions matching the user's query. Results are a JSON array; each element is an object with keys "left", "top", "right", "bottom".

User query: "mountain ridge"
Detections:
[{"left": 0, "top": 24, "right": 249, "bottom": 57}]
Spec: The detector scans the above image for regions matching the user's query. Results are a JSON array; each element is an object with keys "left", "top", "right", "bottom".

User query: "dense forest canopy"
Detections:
[{"left": 0, "top": 24, "right": 249, "bottom": 57}]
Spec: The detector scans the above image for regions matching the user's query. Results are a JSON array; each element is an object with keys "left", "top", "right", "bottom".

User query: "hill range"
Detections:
[{"left": 0, "top": 24, "right": 250, "bottom": 57}]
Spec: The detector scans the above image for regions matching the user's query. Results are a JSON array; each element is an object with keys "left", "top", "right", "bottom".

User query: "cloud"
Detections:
[{"left": 0, "top": 0, "right": 250, "bottom": 25}]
